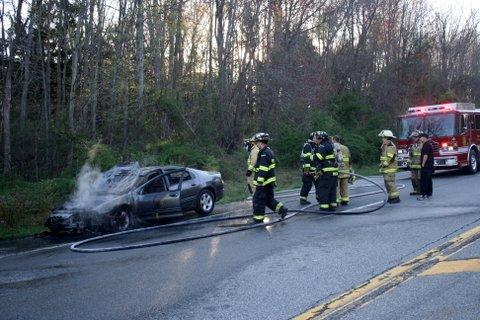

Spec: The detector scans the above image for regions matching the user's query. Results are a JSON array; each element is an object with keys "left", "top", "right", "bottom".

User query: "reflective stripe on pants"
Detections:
[{"left": 383, "top": 173, "right": 399, "bottom": 200}]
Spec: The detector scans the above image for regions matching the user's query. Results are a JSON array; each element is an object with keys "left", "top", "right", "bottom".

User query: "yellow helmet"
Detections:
[{"left": 378, "top": 130, "right": 396, "bottom": 139}]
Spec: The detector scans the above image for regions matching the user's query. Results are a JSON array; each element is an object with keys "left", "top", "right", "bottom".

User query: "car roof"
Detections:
[{"left": 138, "top": 165, "right": 185, "bottom": 176}]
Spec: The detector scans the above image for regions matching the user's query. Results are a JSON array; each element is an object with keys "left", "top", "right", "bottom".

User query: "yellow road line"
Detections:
[
  {"left": 293, "top": 225, "right": 480, "bottom": 320},
  {"left": 421, "top": 258, "right": 480, "bottom": 276}
]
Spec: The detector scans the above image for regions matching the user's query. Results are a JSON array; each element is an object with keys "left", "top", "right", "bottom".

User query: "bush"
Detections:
[
  {"left": 0, "top": 177, "right": 75, "bottom": 228},
  {"left": 144, "top": 140, "right": 220, "bottom": 170},
  {"left": 269, "top": 123, "right": 307, "bottom": 168}
]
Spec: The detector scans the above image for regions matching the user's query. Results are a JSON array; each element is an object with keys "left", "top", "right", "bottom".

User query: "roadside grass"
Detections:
[
  {"left": 0, "top": 177, "right": 75, "bottom": 240},
  {"left": 355, "top": 165, "right": 380, "bottom": 177},
  {"left": 0, "top": 225, "right": 48, "bottom": 240}
]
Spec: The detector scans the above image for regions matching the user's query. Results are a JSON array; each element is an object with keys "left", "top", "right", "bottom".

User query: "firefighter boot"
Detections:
[
  {"left": 388, "top": 197, "right": 401, "bottom": 204},
  {"left": 278, "top": 206, "right": 288, "bottom": 219},
  {"left": 300, "top": 198, "right": 311, "bottom": 205}
]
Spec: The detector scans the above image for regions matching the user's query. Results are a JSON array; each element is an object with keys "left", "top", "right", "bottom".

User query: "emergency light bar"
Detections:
[{"left": 407, "top": 103, "right": 475, "bottom": 114}]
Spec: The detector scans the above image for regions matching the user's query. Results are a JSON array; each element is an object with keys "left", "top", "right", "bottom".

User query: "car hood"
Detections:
[{"left": 60, "top": 193, "right": 131, "bottom": 213}]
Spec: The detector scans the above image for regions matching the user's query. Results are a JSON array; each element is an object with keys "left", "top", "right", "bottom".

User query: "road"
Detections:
[{"left": 1, "top": 171, "right": 479, "bottom": 320}]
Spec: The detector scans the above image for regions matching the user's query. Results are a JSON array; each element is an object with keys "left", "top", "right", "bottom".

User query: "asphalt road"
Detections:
[{"left": 1, "top": 171, "right": 480, "bottom": 320}]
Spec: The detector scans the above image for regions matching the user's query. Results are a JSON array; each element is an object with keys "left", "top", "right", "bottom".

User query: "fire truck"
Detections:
[{"left": 396, "top": 102, "right": 480, "bottom": 174}]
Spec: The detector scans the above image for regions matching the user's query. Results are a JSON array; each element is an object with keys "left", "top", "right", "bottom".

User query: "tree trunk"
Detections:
[
  {"left": 2, "top": 0, "right": 24, "bottom": 174},
  {"left": 135, "top": 0, "right": 145, "bottom": 129},
  {"left": 92, "top": 0, "right": 105, "bottom": 139},
  {"left": 20, "top": 0, "right": 40, "bottom": 131},
  {"left": 68, "top": 3, "right": 85, "bottom": 164}
]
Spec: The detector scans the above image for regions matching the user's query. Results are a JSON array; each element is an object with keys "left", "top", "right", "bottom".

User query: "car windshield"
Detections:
[
  {"left": 94, "top": 165, "right": 142, "bottom": 195},
  {"left": 397, "top": 113, "right": 457, "bottom": 139}
]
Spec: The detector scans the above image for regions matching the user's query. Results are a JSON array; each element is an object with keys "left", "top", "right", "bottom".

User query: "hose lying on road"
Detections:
[{"left": 70, "top": 174, "right": 401, "bottom": 253}]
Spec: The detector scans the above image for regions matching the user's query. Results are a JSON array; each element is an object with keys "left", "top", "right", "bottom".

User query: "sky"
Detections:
[{"left": 429, "top": 0, "right": 480, "bottom": 13}]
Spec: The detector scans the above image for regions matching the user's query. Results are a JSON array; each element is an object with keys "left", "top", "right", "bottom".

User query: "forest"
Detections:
[{"left": 1, "top": 0, "right": 480, "bottom": 236}]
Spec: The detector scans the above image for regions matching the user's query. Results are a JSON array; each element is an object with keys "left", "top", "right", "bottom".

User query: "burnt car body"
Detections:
[{"left": 46, "top": 165, "right": 224, "bottom": 233}]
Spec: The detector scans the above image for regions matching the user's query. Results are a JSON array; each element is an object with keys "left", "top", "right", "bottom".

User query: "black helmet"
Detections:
[
  {"left": 314, "top": 131, "right": 328, "bottom": 139},
  {"left": 254, "top": 132, "right": 270, "bottom": 142}
]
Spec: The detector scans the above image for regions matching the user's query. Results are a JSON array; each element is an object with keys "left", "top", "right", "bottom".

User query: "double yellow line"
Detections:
[{"left": 294, "top": 224, "right": 480, "bottom": 320}]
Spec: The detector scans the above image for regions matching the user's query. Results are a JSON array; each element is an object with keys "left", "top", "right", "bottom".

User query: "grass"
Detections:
[
  {"left": 0, "top": 225, "right": 48, "bottom": 240},
  {"left": 355, "top": 165, "right": 381, "bottom": 177}
]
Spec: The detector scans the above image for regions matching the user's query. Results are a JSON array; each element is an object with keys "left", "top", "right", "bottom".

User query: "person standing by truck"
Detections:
[
  {"left": 378, "top": 130, "right": 400, "bottom": 204},
  {"left": 418, "top": 132, "right": 434, "bottom": 200},
  {"left": 408, "top": 130, "right": 423, "bottom": 195}
]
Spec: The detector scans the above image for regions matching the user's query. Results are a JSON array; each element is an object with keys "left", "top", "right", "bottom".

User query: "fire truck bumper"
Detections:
[{"left": 434, "top": 156, "right": 459, "bottom": 168}]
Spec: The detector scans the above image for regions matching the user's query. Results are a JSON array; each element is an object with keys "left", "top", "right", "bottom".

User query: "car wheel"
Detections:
[
  {"left": 111, "top": 208, "right": 134, "bottom": 232},
  {"left": 465, "top": 150, "right": 478, "bottom": 174},
  {"left": 195, "top": 189, "right": 214, "bottom": 215}
]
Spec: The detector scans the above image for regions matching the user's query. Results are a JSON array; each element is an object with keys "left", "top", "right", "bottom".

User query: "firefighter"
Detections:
[
  {"left": 378, "top": 130, "right": 400, "bottom": 203},
  {"left": 252, "top": 132, "right": 288, "bottom": 223},
  {"left": 314, "top": 131, "right": 339, "bottom": 211},
  {"left": 407, "top": 130, "right": 423, "bottom": 195},
  {"left": 299, "top": 132, "right": 320, "bottom": 205},
  {"left": 332, "top": 135, "right": 352, "bottom": 205},
  {"left": 244, "top": 135, "right": 259, "bottom": 195}
]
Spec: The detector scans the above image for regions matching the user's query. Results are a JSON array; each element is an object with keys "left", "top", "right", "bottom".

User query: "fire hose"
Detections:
[{"left": 70, "top": 173, "right": 404, "bottom": 253}]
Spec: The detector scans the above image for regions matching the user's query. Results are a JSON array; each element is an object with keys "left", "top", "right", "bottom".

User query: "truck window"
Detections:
[
  {"left": 397, "top": 117, "right": 423, "bottom": 139},
  {"left": 424, "top": 114, "right": 456, "bottom": 137},
  {"left": 475, "top": 114, "right": 480, "bottom": 129}
]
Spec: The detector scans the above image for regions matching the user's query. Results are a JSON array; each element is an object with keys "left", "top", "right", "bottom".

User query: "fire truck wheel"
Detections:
[{"left": 466, "top": 150, "right": 478, "bottom": 174}]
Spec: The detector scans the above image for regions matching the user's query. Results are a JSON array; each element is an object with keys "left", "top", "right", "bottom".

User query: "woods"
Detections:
[{"left": 1, "top": 0, "right": 480, "bottom": 179}]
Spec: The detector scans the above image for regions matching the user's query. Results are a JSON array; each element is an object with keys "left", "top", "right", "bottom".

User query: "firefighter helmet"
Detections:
[
  {"left": 378, "top": 130, "right": 396, "bottom": 139},
  {"left": 316, "top": 131, "right": 328, "bottom": 139},
  {"left": 254, "top": 132, "right": 270, "bottom": 142}
]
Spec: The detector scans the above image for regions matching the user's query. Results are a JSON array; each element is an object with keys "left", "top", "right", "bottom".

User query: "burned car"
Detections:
[{"left": 46, "top": 164, "right": 224, "bottom": 233}]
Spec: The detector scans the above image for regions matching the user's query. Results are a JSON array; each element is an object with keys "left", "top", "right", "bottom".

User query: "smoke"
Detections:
[{"left": 64, "top": 162, "right": 141, "bottom": 210}]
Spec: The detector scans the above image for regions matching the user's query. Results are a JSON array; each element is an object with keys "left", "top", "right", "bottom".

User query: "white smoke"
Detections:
[{"left": 64, "top": 162, "right": 141, "bottom": 210}]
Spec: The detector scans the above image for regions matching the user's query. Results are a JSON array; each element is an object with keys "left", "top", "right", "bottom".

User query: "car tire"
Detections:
[
  {"left": 465, "top": 150, "right": 478, "bottom": 174},
  {"left": 195, "top": 189, "right": 215, "bottom": 216},
  {"left": 111, "top": 208, "right": 135, "bottom": 232}
]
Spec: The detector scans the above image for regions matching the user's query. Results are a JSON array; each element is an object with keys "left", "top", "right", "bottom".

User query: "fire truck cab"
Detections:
[{"left": 396, "top": 102, "right": 480, "bottom": 174}]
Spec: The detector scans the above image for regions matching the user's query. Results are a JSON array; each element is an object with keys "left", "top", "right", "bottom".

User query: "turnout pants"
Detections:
[
  {"left": 337, "top": 178, "right": 349, "bottom": 204},
  {"left": 253, "top": 184, "right": 283, "bottom": 221},
  {"left": 300, "top": 173, "right": 318, "bottom": 201},
  {"left": 420, "top": 168, "right": 433, "bottom": 197},
  {"left": 383, "top": 173, "right": 399, "bottom": 200},
  {"left": 316, "top": 173, "right": 338, "bottom": 210},
  {"left": 411, "top": 169, "right": 420, "bottom": 193}
]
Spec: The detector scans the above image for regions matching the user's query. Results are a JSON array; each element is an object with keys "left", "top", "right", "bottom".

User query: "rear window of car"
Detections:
[{"left": 167, "top": 171, "right": 192, "bottom": 185}]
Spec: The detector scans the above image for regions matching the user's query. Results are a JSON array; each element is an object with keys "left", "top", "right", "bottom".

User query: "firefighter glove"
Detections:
[{"left": 246, "top": 170, "right": 252, "bottom": 177}]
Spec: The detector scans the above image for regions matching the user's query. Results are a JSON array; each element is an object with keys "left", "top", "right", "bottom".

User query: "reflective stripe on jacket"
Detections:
[
  {"left": 301, "top": 141, "right": 316, "bottom": 172},
  {"left": 315, "top": 140, "right": 338, "bottom": 175},
  {"left": 380, "top": 141, "right": 398, "bottom": 174},
  {"left": 408, "top": 142, "right": 423, "bottom": 169},
  {"left": 253, "top": 147, "right": 277, "bottom": 186},
  {"left": 338, "top": 143, "right": 351, "bottom": 178}
]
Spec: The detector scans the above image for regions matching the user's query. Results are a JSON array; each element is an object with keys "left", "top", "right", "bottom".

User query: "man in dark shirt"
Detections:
[{"left": 418, "top": 133, "right": 434, "bottom": 200}]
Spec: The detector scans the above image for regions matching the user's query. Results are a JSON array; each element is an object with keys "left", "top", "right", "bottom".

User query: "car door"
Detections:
[
  {"left": 166, "top": 170, "right": 200, "bottom": 212},
  {"left": 136, "top": 176, "right": 182, "bottom": 219}
]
